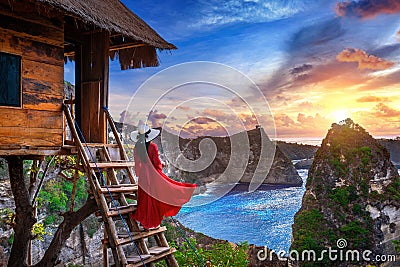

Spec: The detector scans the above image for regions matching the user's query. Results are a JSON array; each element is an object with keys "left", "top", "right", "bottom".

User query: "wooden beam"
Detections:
[
  {"left": 109, "top": 43, "right": 146, "bottom": 52},
  {"left": 0, "top": 1, "right": 63, "bottom": 30},
  {"left": 0, "top": 145, "right": 78, "bottom": 156},
  {"left": 64, "top": 43, "right": 147, "bottom": 57},
  {"left": 0, "top": 13, "right": 63, "bottom": 47}
]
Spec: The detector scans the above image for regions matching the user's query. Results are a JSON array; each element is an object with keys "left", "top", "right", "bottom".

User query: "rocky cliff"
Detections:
[
  {"left": 157, "top": 128, "right": 302, "bottom": 187},
  {"left": 291, "top": 119, "right": 400, "bottom": 266},
  {"left": 276, "top": 141, "right": 318, "bottom": 160},
  {"left": 379, "top": 138, "right": 400, "bottom": 167}
]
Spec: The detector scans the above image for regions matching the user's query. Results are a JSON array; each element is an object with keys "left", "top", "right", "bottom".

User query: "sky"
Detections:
[{"left": 65, "top": 0, "right": 400, "bottom": 140}]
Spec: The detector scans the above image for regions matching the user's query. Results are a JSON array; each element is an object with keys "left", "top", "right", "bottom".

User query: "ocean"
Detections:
[{"left": 176, "top": 169, "right": 308, "bottom": 252}]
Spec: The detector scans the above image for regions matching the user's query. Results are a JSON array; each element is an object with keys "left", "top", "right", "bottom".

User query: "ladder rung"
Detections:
[
  {"left": 125, "top": 254, "right": 151, "bottom": 264},
  {"left": 99, "top": 185, "right": 138, "bottom": 194},
  {"left": 89, "top": 162, "right": 135, "bottom": 169},
  {"left": 148, "top": 246, "right": 171, "bottom": 255},
  {"left": 117, "top": 226, "right": 167, "bottom": 245},
  {"left": 107, "top": 204, "right": 136, "bottom": 217},
  {"left": 126, "top": 248, "right": 176, "bottom": 267},
  {"left": 103, "top": 227, "right": 167, "bottom": 246},
  {"left": 85, "top": 143, "right": 120, "bottom": 148},
  {"left": 105, "top": 184, "right": 138, "bottom": 188}
]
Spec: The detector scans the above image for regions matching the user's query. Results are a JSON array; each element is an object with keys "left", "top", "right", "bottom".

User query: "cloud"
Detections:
[
  {"left": 298, "top": 101, "right": 319, "bottom": 109},
  {"left": 336, "top": 0, "right": 400, "bottom": 19},
  {"left": 373, "top": 103, "right": 400, "bottom": 117},
  {"left": 260, "top": 19, "right": 344, "bottom": 96},
  {"left": 297, "top": 113, "right": 328, "bottom": 127},
  {"left": 202, "top": 109, "right": 235, "bottom": 122},
  {"left": 274, "top": 114, "right": 296, "bottom": 127},
  {"left": 177, "top": 106, "right": 191, "bottom": 111},
  {"left": 356, "top": 96, "right": 392, "bottom": 102},
  {"left": 336, "top": 48, "right": 395, "bottom": 70},
  {"left": 191, "top": 117, "right": 214, "bottom": 125},
  {"left": 372, "top": 43, "right": 400, "bottom": 58},
  {"left": 148, "top": 110, "right": 167, "bottom": 127},
  {"left": 178, "top": 121, "right": 228, "bottom": 138},
  {"left": 290, "top": 64, "right": 313, "bottom": 75},
  {"left": 357, "top": 69, "right": 400, "bottom": 91},
  {"left": 191, "top": 0, "right": 311, "bottom": 28},
  {"left": 273, "top": 112, "right": 331, "bottom": 137},
  {"left": 288, "top": 19, "right": 344, "bottom": 53}
]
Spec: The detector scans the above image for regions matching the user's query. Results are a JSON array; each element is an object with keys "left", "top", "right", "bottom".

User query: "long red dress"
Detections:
[{"left": 131, "top": 142, "right": 197, "bottom": 229}]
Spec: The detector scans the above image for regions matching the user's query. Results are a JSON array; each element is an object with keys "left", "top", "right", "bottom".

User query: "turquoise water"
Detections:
[{"left": 176, "top": 169, "right": 308, "bottom": 252}]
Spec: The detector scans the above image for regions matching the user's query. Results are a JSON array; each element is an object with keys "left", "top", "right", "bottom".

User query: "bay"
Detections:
[{"left": 176, "top": 169, "right": 308, "bottom": 252}]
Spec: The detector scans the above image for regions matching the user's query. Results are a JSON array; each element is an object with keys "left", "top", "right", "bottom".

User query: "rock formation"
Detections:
[
  {"left": 157, "top": 128, "right": 302, "bottom": 187},
  {"left": 276, "top": 141, "right": 318, "bottom": 160},
  {"left": 379, "top": 138, "right": 400, "bottom": 167},
  {"left": 291, "top": 119, "right": 400, "bottom": 266}
]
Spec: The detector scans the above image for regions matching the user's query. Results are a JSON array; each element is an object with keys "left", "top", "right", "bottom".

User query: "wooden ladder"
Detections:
[{"left": 63, "top": 104, "right": 179, "bottom": 267}]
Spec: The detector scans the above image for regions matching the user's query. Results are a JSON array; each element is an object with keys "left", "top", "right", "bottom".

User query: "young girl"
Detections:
[{"left": 130, "top": 125, "right": 196, "bottom": 229}]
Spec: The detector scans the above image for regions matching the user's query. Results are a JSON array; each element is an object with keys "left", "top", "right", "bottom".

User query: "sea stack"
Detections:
[{"left": 291, "top": 119, "right": 400, "bottom": 266}]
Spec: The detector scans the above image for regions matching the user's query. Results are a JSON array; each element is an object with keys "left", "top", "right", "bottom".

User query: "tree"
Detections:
[{"left": 5, "top": 155, "right": 98, "bottom": 267}]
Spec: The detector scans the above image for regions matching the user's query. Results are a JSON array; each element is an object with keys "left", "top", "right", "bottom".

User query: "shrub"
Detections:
[{"left": 157, "top": 238, "right": 249, "bottom": 267}]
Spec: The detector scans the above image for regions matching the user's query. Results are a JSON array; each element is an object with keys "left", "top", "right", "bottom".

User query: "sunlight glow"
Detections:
[{"left": 332, "top": 110, "right": 349, "bottom": 123}]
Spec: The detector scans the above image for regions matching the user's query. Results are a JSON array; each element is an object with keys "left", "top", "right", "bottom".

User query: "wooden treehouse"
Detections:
[{"left": 0, "top": 0, "right": 179, "bottom": 266}]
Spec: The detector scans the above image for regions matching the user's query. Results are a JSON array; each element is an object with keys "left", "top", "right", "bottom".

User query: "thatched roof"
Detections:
[{"left": 35, "top": 0, "right": 176, "bottom": 69}]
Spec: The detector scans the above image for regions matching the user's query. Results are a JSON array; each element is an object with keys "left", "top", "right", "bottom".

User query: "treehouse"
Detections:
[
  {"left": 0, "top": 0, "right": 175, "bottom": 156},
  {"left": 0, "top": 0, "right": 181, "bottom": 266}
]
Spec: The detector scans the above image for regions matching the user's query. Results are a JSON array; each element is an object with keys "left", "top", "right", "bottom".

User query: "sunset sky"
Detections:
[{"left": 65, "top": 0, "right": 400, "bottom": 140}]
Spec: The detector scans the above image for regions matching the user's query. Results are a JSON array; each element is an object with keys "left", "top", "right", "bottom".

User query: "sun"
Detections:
[{"left": 332, "top": 110, "right": 349, "bottom": 123}]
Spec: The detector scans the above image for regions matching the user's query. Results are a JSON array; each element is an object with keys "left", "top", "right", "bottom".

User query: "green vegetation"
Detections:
[
  {"left": 157, "top": 238, "right": 249, "bottom": 267},
  {"left": 340, "top": 220, "right": 371, "bottom": 249},
  {"left": 37, "top": 176, "right": 88, "bottom": 225},
  {"left": 161, "top": 221, "right": 249, "bottom": 267},
  {"left": 292, "top": 209, "right": 330, "bottom": 266},
  {"left": 32, "top": 223, "right": 48, "bottom": 241},
  {"left": 386, "top": 177, "right": 400, "bottom": 201},
  {"left": 328, "top": 185, "right": 358, "bottom": 206},
  {"left": 392, "top": 240, "right": 400, "bottom": 252}
]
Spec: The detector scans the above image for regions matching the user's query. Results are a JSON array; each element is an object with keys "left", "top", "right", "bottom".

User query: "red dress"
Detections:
[{"left": 131, "top": 142, "right": 197, "bottom": 229}]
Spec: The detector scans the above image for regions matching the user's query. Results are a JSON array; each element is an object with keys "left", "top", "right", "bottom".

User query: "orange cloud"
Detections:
[
  {"left": 202, "top": 109, "right": 235, "bottom": 122},
  {"left": 191, "top": 117, "right": 214, "bottom": 125},
  {"left": 148, "top": 110, "right": 167, "bottom": 127},
  {"left": 336, "top": 0, "right": 400, "bottom": 19},
  {"left": 179, "top": 121, "right": 228, "bottom": 138},
  {"left": 336, "top": 48, "right": 395, "bottom": 70},
  {"left": 177, "top": 106, "right": 191, "bottom": 111},
  {"left": 357, "top": 96, "right": 392, "bottom": 103},
  {"left": 273, "top": 113, "right": 331, "bottom": 137},
  {"left": 373, "top": 103, "right": 400, "bottom": 118}
]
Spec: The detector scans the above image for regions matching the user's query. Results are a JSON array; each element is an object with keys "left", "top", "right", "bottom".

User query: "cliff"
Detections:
[
  {"left": 291, "top": 119, "right": 400, "bottom": 266},
  {"left": 157, "top": 128, "right": 302, "bottom": 187},
  {"left": 276, "top": 141, "right": 318, "bottom": 160},
  {"left": 379, "top": 138, "right": 400, "bottom": 167}
]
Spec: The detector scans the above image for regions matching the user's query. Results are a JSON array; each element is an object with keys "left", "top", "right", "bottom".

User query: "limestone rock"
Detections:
[
  {"left": 158, "top": 128, "right": 302, "bottom": 187},
  {"left": 291, "top": 119, "right": 400, "bottom": 266}
]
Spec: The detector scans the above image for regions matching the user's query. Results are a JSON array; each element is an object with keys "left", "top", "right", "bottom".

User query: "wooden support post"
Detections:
[
  {"left": 78, "top": 31, "right": 109, "bottom": 143},
  {"left": 103, "top": 228, "right": 109, "bottom": 267}
]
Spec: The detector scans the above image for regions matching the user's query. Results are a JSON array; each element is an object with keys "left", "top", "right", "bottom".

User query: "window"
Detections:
[{"left": 0, "top": 52, "right": 21, "bottom": 107}]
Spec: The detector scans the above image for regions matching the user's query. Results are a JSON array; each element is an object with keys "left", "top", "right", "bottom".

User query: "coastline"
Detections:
[{"left": 194, "top": 181, "right": 303, "bottom": 196}]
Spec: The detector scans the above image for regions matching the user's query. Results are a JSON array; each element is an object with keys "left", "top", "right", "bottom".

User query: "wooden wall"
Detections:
[{"left": 0, "top": 0, "right": 64, "bottom": 150}]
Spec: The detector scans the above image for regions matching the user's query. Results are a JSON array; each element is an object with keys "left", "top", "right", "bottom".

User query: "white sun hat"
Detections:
[{"left": 130, "top": 124, "right": 160, "bottom": 143}]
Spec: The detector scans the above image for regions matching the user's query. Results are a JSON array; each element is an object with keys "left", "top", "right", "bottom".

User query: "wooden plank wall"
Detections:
[{"left": 0, "top": 0, "right": 64, "bottom": 148}]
